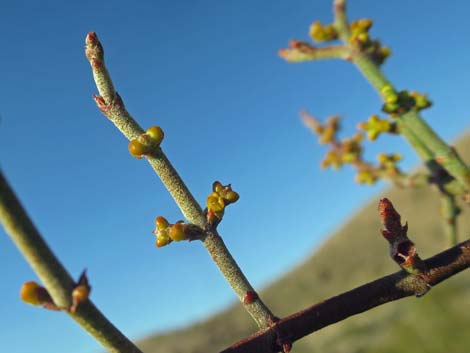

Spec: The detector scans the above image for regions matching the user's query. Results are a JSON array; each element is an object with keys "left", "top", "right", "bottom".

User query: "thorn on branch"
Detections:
[{"left": 70, "top": 269, "right": 91, "bottom": 313}]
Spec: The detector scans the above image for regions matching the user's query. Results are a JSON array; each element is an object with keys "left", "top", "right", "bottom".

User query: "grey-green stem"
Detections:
[
  {"left": 333, "top": 1, "right": 469, "bottom": 192},
  {"left": 85, "top": 32, "right": 275, "bottom": 329},
  {"left": 0, "top": 170, "right": 143, "bottom": 353}
]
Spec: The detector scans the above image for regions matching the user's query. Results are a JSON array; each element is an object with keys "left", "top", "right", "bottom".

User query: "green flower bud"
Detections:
[
  {"left": 224, "top": 191, "right": 240, "bottom": 204},
  {"left": 146, "top": 126, "right": 164, "bottom": 145},
  {"left": 207, "top": 192, "right": 225, "bottom": 213},
  {"left": 128, "top": 139, "right": 149, "bottom": 158},
  {"left": 155, "top": 216, "right": 169, "bottom": 230},
  {"left": 169, "top": 223, "right": 187, "bottom": 241}
]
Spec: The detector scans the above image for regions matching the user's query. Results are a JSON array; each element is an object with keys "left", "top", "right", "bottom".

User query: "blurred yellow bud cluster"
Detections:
[
  {"left": 410, "top": 91, "right": 432, "bottom": 110},
  {"left": 303, "top": 112, "right": 407, "bottom": 187},
  {"left": 349, "top": 19, "right": 373, "bottom": 44},
  {"left": 206, "top": 181, "right": 240, "bottom": 225},
  {"left": 355, "top": 168, "right": 378, "bottom": 185},
  {"left": 381, "top": 84, "right": 432, "bottom": 115},
  {"left": 377, "top": 153, "right": 402, "bottom": 172},
  {"left": 302, "top": 113, "right": 340, "bottom": 145},
  {"left": 357, "top": 114, "right": 397, "bottom": 140},
  {"left": 309, "top": 21, "right": 338, "bottom": 42},
  {"left": 128, "top": 126, "right": 164, "bottom": 159},
  {"left": 321, "top": 133, "right": 363, "bottom": 169},
  {"left": 349, "top": 18, "right": 391, "bottom": 65},
  {"left": 354, "top": 153, "right": 403, "bottom": 185}
]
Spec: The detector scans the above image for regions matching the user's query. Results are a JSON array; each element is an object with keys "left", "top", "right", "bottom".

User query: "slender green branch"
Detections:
[
  {"left": 353, "top": 60, "right": 468, "bottom": 196},
  {"left": 279, "top": 41, "right": 351, "bottom": 62},
  {"left": 396, "top": 120, "right": 464, "bottom": 195},
  {"left": 398, "top": 110, "right": 470, "bottom": 190},
  {"left": 0, "top": 172, "right": 74, "bottom": 308},
  {"left": 440, "top": 193, "right": 460, "bottom": 245},
  {"left": 0, "top": 170, "right": 142, "bottom": 353},
  {"left": 85, "top": 32, "right": 275, "bottom": 329},
  {"left": 349, "top": 52, "right": 390, "bottom": 93},
  {"left": 333, "top": 0, "right": 350, "bottom": 42},
  {"left": 337, "top": 18, "right": 470, "bottom": 191}
]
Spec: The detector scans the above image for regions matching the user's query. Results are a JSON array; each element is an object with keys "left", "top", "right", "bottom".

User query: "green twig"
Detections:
[
  {"left": 396, "top": 120, "right": 464, "bottom": 195},
  {"left": 279, "top": 41, "right": 351, "bottom": 62},
  {"left": 85, "top": 32, "right": 275, "bottom": 329},
  {"left": 332, "top": 3, "right": 470, "bottom": 192},
  {"left": 440, "top": 193, "right": 460, "bottom": 246},
  {"left": 353, "top": 54, "right": 469, "bottom": 196},
  {"left": 0, "top": 170, "right": 142, "bottom": 353},
  {"left": 333, "top": 0, "right": 350, "bottom": 42}
]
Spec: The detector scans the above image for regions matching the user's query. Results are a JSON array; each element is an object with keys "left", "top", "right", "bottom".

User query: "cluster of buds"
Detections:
[
  {"left": 349, "top": 19, "right": 391, "bottom": 65},
  {"left": 381, "top": 84, "right": 432, "bottom": 115},
  {"left": 309, "top": 21, "right": 338, "bottom": 42},
  {"left": 349, "top": 19, "right": 373, "bottom": 44},
  {"left": 206, "top": 181, "right": 240, "bottom": 225},
  {"left": 302, "top": 113, "right": 341, "bottom": 144},
  {"left": 410, "top": 91, "right": 433, "bottom": 110},
  {"left": 153, "top": 217, "right": 194, "bottom": 247},
  {"left": 311, "top": 116, "right": 340, "bottom": 145},
  {"left": 302, "top": 113, "right": 365, "bottom": 170},
  {"left": 20, "top": 270, "right": 91, "bottom": 313},
  {"left": 357, "top": 114, "right": 397, "bottom": 141},
  {"left": 321, "top": 133, "right": 363, "bottom": 169},
  {"left": 128, "top": 126, "right": 164, "bottom": 158},
  {"left": 355, "top": 167, "right": 378, "bottom": 185},
  {"left": 354, "top": 153, "right": 403, "bottom": 185},
  {"left": 377, "top": 153, "right": 402, "bottom": 172},
  {"left": 303, "top": 113, "right": 408, "bottom": 186}
]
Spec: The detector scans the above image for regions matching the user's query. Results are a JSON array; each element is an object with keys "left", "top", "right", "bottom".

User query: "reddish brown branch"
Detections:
[{"left": 222, "top": 240, "right": 470, "bottom": 353}]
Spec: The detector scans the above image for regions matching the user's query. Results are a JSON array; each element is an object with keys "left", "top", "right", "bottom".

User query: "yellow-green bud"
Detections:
[
  {"left": 224, "top": 191, "right": 240, "bottom": 204},
  {"left": 20, "top": 281, "right": 43, "bottom": 306},
  {"left": 156, "top": 234, "right": 171, "bottom": 247},
  {"left": 155, "top": 216, "right": 169, "bottom": 230},
  {"left": 358, "top": 18, "right": 373, "bottom": 30},
  {"left": 128, "top": 139, "right": 149, "bottom": 158},
  {"left": 212, "top": 181, "right": 224, "bottom": 194},
  {"left": 309, "top": 21, "right": 323, "bottom": 42},
  {"left": 207, "top": 192, "right": 225, "bottom": 213},
  {"left": 146, "top": 126, "right": 164, "bottom": 145},
  {"left": 169, "top": 223, "right": 187, "bottom": 241}
]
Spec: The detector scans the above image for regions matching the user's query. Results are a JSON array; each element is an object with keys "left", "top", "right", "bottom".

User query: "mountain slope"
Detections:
[{"left": 138, "top": 136, "right": 470, "bottom": 353}]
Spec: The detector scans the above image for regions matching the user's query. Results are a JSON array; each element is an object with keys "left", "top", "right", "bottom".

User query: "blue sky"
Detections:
[{"left": 1, "top": 1, "right": 469, "bottom": 353}]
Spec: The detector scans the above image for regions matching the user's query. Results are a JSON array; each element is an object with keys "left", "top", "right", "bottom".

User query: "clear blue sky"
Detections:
[{"left": 1, "top": 1, "right": 469, "bottom": 353}]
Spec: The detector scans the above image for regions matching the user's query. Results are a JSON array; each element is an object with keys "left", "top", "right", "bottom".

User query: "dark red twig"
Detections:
[{"left": 221, "top": 239, "right": 470, "bottom": 353}]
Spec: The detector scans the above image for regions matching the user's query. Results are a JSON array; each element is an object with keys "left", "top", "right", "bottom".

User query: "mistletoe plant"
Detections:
[{"left": 1, "top": 1, "right": 469, "bottom": 353}]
